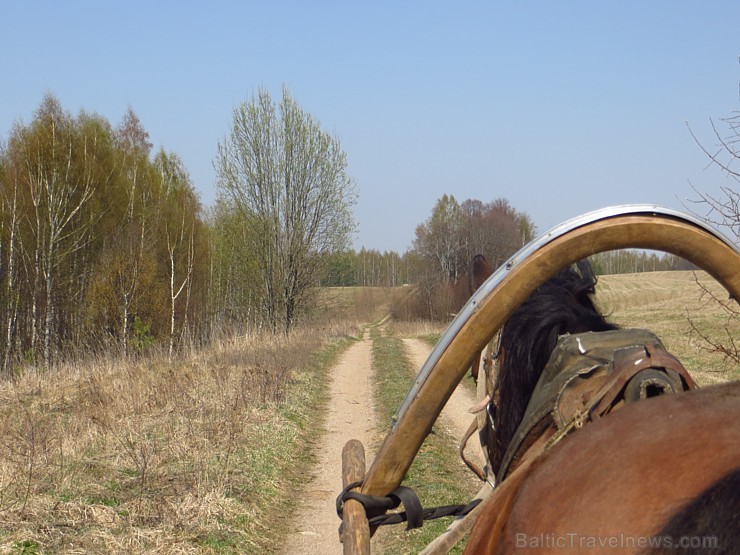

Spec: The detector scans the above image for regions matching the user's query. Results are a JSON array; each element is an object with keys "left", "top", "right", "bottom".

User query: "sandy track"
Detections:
[{"left": 282, "top": 331, "right": 378, "bottom": 554}]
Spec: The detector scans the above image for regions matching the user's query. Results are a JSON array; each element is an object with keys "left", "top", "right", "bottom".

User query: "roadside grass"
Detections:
[
  {"left": 387, "top": 320, "right": 480, "bottom": 398},
  {"left": 369, "top": 326, "right": 478, "bottom": 555},
  {"left": 0, "top": 327, "right": 355, "bottom": 554}
]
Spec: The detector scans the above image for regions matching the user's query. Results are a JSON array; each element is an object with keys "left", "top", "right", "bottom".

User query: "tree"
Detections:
[
  {"left": 18, "top": 97, "right": 98, "bottom": 367},
  {"left": 687, "top": 110, "right": 739, "bottom": 242},
  {"left": 1, "top": 96, "right": 209, "bottom": 369},
  {"left": 413, "top": 194, "right": 465, "bottom": 284},
  {"left": 410, "top": 195, "right": 535, "bottom": 319},
  {"left": 0, "top": 138, "right": 22, "bottom": 374},
  {"left": 413, "top": 195, "right": 535, "bottom": 287},
  {"left": 105, "top": 108, "right": 154, "bottom": 356},
  {"left": 208, "top": 199, "right": 262, "bottom": 331},
  {"left": 459, "top": 197, "right": 535, "bottom": 269},
  {"left": 686, "top": 77, "right": 740, "bottom": 365},
  {"left": 155, "top": 150, "right": 199, "bottom": 356},
  {"left": 215, "top": 87, "right": 357, "bottom": 333}
]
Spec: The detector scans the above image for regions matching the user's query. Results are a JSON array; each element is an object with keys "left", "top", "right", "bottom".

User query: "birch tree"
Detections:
[
  {"left": 0, "top": 144, "right": 22, "bottom": 375},
  {"left": 155, "top": 150, "right": 198, "bottom": 355},
  {"left": 1, "top": 95, "right": 212, "bottom": 367},
  {"left": 413, "top": 194, "right": 465, "bottom": 284},
  {"left": 112, "top": 109, "right": 154, "bottom": 355},
  {"left": 20, "top": 97, "right": 96, "bottom": 366}
]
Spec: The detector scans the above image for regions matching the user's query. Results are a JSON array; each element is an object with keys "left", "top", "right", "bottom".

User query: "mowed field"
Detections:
[
  {"left": 388, "top": 270, "right": 739, "bottom": 383},
  {"left": 595, "top": 271, "right": 739, "bottom": 383}
]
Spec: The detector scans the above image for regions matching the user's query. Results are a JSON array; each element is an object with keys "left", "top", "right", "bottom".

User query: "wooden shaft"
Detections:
[
  {"left": 362, "top": 215, "right": 740, "bottom": 498},
  {"left": 341, "top": 439, "right": 371, "bottom": 554}
]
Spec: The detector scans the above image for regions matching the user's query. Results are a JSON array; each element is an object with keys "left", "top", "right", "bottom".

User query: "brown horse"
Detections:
[{"left": 464, "top": 256, "right": 740, "bottom": 554}]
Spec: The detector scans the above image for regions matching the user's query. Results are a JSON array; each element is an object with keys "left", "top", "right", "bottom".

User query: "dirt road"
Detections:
[
  {"left": 282, "top": 333, "right": 483, "bottom": 554},
  {"left": 281, "top": 331, "right": 379, "bottom": 554}
]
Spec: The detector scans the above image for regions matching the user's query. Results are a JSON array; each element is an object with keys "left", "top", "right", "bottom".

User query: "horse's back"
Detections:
[{"left": 466, "top": 381, "right": 740, "bottom": 554}]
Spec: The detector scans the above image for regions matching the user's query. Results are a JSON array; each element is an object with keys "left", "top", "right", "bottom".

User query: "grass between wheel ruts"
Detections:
[{"left": 369, "top": 325, "right": 479, "bottom": 555}]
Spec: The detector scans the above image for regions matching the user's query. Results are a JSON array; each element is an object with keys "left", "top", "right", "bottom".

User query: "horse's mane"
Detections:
[{"left": 490, "top": 260, "right": 618, "bottom": 475}]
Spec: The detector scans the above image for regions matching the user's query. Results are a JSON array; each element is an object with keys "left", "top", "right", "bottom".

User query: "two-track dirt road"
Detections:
[{"left": 282, "top": 332, "right": 483, "bottom": 554}]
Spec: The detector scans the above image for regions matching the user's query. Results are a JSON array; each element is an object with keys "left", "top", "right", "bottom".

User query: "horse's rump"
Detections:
[
  {"left": 465, "top": 381, "right": 740, "bottom": 554},
  {"left": 644, "top": 467, "right": 740, "bottom": 555}
]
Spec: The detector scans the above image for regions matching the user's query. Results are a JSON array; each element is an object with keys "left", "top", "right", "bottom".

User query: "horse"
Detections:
[{"left": 463, "top": 255, "right": 740, "bottom": 554}]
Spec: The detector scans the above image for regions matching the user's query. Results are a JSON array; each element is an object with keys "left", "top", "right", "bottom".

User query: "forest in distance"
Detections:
[{"left": 0, "top": 93, "right": 706, "bottom": 374}]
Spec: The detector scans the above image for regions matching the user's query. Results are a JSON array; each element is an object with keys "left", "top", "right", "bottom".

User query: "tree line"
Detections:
[
  {"left": 0, "top": 95, "right": 208, "bottom": 373},
  {"left": 317, "top": 196, "right": 696, "bottom": 319},
  {"left": 2, "top": 90, "right": 719, "bottom": 374},
  {"left": 319, "top": 195, "right": 537, "bottom": 295},
  {"left": 590, "top": 250, "right": 696, "bottom": 275},
  {"left": 318, "top": 231, "right": 695, "bottom": 292},
  {"left": 0, "top": 89, "right": 358, "bottom": 373}
]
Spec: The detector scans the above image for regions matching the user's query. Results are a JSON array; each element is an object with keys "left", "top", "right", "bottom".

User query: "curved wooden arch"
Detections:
[{"left": 361, "top": 207, "right": 740, "bottom": 498}]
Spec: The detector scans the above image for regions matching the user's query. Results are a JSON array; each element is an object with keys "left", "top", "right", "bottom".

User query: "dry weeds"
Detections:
[{"left": 0, "top": 325, "right": 355, "bottom": 554}]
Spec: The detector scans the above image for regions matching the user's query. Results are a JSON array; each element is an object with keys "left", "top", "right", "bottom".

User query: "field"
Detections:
[
  {"left": 0, "top": 327, "right": 366, "bottom": 554},
  {"left": 0, "top": 271, "right": 736, "bottom": 553},
  {"left": 596, "top": 271, "right": 739, "bottom": 382}
]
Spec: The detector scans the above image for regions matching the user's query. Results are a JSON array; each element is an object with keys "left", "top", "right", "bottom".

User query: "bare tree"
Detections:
[
  {"left": 215, "top": 87, "right": 357, "bottom": 333},
  {"left": 686, "top": 110, "right": 740, "bottom": 242},
  {"left": 685, "top": 70, "right": 739, "bottom": 364},
  {"left": 687, "top": 273, "right": 739, "bottom": 365}
]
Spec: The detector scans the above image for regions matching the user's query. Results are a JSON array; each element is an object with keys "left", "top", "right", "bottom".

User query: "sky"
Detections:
[{"left": 1, "top": 1, "right": 738, "bottom": 253}]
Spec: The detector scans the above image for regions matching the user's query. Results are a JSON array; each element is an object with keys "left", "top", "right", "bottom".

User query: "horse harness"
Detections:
[{"left": 466, "top": 328, "right": 697, "bottom": 484}]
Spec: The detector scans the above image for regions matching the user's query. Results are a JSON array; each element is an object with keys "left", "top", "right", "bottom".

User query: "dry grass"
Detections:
[
  {"left": 596, "top": 271, "right": 739, "bottom": 383},
  {"left": 387, "top": 319, "right": 445, "bottom": 340},
  {"left": 0, "top": 273, "right": 735, "bottom": 553},
  {"left": 0, "top": 324, "right": 356, "bottom": 554},
  {"left": 387, "top": 271, "right": 739, "bottom": 385},
  {"left": 310, "top": 286, "right": 398, "bottom": 325}
]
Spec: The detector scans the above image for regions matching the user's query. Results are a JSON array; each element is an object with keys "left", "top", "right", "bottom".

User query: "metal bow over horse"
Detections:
[{"left": 336, "top": 206, "right": 740, "bottom": 555}]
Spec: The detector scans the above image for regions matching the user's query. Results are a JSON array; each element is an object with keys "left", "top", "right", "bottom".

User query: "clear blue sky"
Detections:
[{"left": 1, "top": 1, "right": 738, "bottom": 253}]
